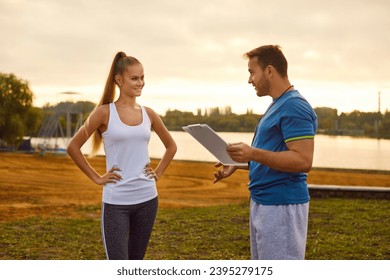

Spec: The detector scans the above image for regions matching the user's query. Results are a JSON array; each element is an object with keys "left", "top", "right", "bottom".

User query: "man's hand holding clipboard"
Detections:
[
  {"left": 182, "top": 124, "right": 248, "bottom": 166},
  {"left": 182, "top": 124, "right": 249, "bottom": 183}
]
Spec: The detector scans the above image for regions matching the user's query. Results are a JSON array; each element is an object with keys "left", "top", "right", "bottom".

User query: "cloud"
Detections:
[{"left": 1, "top": 0, "right": 389, "bottom": 106}]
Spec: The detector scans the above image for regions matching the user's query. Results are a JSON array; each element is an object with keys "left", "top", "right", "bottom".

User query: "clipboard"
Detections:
[{"left": 182, "top": 124, "right": 248, "bottom": 166}]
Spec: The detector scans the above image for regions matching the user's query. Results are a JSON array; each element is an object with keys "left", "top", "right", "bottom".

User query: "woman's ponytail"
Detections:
[{"left": 90, "top": 52, "right": 126, "bottom": 156}]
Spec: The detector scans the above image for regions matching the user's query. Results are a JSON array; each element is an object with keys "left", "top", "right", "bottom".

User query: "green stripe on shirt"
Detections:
[{"left": 284, "top": 135, "right": 315, "bottom": 143}]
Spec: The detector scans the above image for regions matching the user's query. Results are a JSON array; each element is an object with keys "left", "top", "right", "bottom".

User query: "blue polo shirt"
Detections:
[{"left": 249, "top": 90, "right": 317, "bottom": 205}]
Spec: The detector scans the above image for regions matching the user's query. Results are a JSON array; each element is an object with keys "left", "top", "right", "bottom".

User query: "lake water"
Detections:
[
  {"left": 149, "top": 132, "right": 390, "bottom": 171},
  {"left": 32, "top": 132, "right": 390, "bottom": 171}
]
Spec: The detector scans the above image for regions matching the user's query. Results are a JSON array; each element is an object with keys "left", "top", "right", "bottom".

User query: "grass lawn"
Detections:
[{"left": 0, "top": 198, "right": 389, "bottom": 260}]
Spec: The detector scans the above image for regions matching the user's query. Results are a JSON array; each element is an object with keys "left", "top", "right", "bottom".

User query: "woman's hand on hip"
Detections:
[
  {"left": 95, "top": 165, "right": 122, "bottom": 185},
  {"left": 144, "top": 163, "right": 159, "bottom": 181}
]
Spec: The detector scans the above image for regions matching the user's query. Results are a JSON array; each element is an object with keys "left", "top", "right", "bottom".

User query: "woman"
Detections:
[{"left": 67, "top": 52, "right": 177, "bottom": 260}]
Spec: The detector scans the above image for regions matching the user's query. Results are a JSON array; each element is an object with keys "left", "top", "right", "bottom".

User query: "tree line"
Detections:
[
  {"left": 161, "top": 107, "right": 390, "bottom": 139},
  {"left": 315, "top": 107, "right": 390, "bottom": 138},
  {"left": 1, "top": 72, "right": 389, "bottom": 148},
  {"left": 161, "top": 107, "right": 261, "bottom": 132}
]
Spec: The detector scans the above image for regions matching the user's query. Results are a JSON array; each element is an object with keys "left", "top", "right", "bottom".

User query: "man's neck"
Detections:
[{"left": 270, "top": 80, "right": 293, "bottom": 99}]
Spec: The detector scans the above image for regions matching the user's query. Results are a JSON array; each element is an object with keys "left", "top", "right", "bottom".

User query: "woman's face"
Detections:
[{"left": 118, "top": 63, "right": 145, "bottom": 97}]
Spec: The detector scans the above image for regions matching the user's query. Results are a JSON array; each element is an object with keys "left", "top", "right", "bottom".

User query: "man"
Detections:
[{"left": 214, "top": 45, "right": 317, "bottom": 260}]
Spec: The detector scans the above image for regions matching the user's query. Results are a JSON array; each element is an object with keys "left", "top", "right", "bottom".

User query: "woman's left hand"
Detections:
[{"left": 144, "top": 163, "right": 159, "bottom": 181}]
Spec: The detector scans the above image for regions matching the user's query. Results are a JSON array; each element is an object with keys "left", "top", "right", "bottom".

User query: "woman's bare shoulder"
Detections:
[
  {"left": 144, "top": 106, "right": 158, "bottom": 118},
  {"left": 92, "top": 104, "right": 110, "bottom": 116},
  {"left": 86, "top": 104, "right": 110, "bottom": 126}
]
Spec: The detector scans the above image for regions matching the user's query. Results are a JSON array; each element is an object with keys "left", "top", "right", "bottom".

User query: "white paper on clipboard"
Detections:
[{"left": 182, "top": 124, "right": 248, "bottom": 166}]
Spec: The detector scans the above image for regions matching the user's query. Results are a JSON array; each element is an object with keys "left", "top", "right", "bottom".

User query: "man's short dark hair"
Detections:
[{"left": 244, "top": 45, "right": 288, "bottom": 77}]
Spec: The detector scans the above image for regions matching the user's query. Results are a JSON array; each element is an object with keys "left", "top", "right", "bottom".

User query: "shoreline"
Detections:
[{"left": 155, "top": 157, "right": 390, "bottom": 175}]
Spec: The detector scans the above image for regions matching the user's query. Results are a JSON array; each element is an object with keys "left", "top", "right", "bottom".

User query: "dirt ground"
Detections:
[{"left": 0, "top": 153, "right": 389, "bottom": 222}]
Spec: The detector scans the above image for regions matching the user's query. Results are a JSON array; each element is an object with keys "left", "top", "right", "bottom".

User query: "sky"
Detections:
[{"left": 1, "top": 0, "right": 390, "bottom": 115}]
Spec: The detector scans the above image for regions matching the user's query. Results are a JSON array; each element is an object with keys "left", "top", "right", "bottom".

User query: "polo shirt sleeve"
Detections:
[{"left": 280, "top": 98, "right": 317, "bottom": 143}]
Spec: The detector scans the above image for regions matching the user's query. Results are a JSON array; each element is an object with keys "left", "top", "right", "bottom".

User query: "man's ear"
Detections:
[{"left": 265, "top": 65, "right": 274, "bottom": 78}]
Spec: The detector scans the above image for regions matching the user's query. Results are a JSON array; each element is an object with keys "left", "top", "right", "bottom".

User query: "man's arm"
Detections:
[{"left": 227, "top": 139, "right": 314, "bottom": 173}]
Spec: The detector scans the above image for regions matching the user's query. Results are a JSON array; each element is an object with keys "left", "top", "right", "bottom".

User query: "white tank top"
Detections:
[{"left": 101, "top": 103, "right": 157, "bottom": 205}]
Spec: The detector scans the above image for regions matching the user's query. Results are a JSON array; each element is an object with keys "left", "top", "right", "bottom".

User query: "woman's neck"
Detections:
[{"left": 115, "top": 96, "right": 138, "bottom": 108}]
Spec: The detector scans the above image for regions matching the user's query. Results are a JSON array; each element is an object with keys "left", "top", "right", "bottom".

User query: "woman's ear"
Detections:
[{"left": 115, "top": 74, "right": 122, "bottom": 86}]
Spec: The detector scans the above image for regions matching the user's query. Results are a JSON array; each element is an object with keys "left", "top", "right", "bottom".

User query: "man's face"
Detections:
[{"left": 247, "top": 57, "right": 269, "bottom": 97}]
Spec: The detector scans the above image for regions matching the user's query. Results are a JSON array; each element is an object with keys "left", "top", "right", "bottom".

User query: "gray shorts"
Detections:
[{"left": 250, "top": 199, "right": 309, "bottom": 260}]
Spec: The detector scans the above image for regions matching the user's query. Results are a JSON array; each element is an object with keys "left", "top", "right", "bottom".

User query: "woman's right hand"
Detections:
[{"left": 95, "top": 165, "right": 122, "bottom": 185}]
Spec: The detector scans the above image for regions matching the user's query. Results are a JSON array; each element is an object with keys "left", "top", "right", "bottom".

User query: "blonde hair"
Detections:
[{"left": 90, "top": 52, "right": 141, "bottom": 155}]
